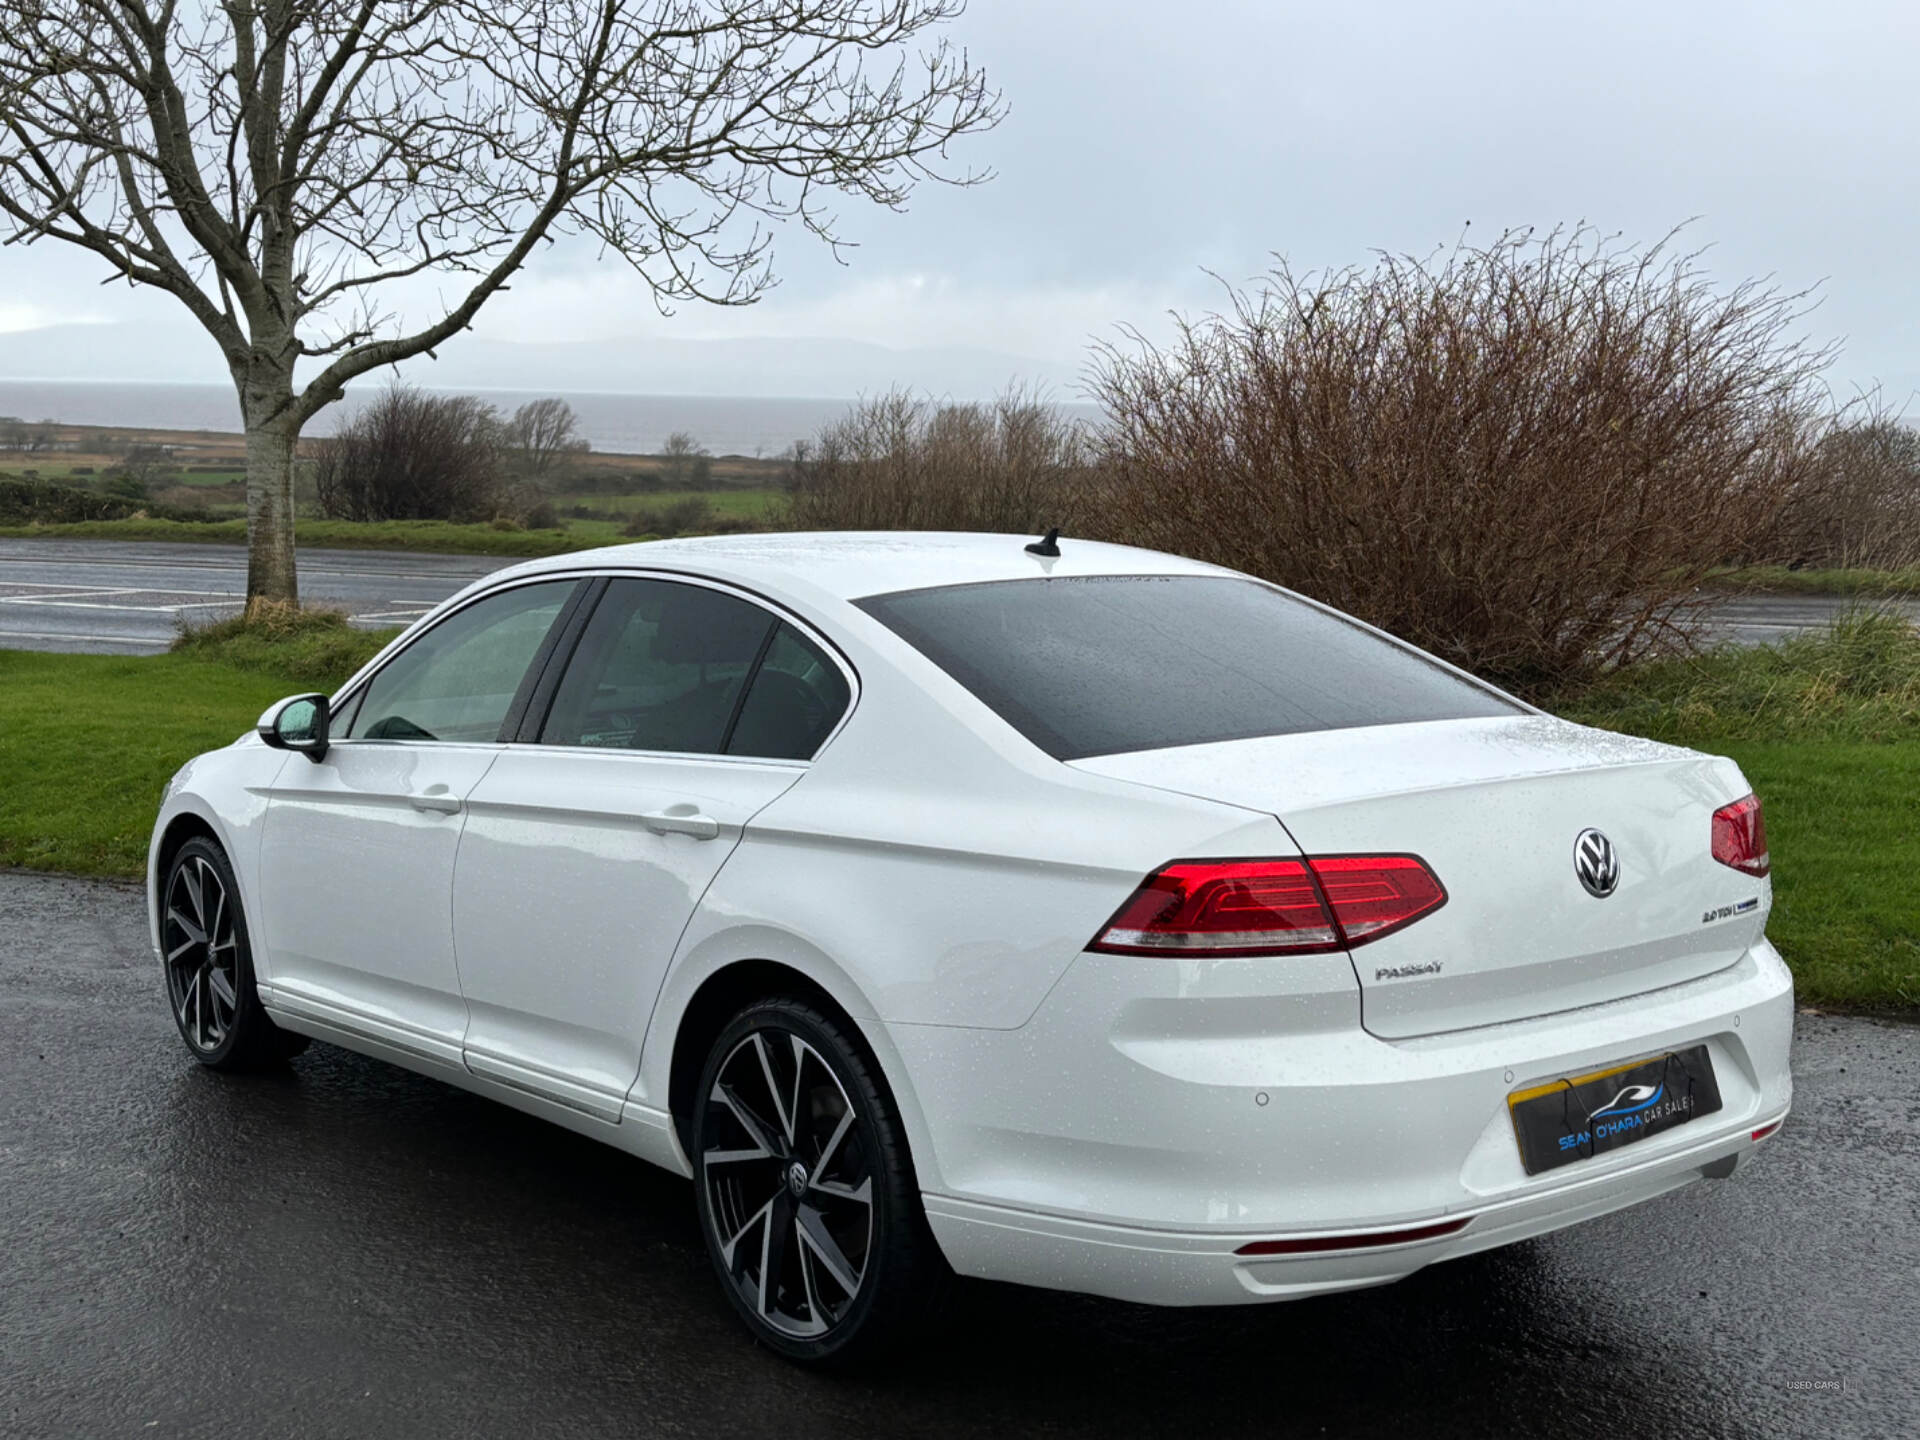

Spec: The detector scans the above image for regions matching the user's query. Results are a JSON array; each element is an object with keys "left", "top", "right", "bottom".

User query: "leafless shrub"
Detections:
[
  {"left": 1089, "top": 226, "right": 1840, "bottom": 685},
  {"left": 623, "top": 495, "right": 714, "bottom": 538},
  {"left": 781, "top": 388, "right": 1095, "bottom": 534},
  {"left": 313, "top": 386, "right": 503, "bottom": 523},
  {"left": 1768, "top": 414, "right": 1920, "bottom": 571}
]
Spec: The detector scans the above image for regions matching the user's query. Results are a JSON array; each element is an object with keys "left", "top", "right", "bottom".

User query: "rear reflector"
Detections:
[
  {"left": 1751, "top": 1120, "right": 1783, "bottom": 1142},
  {"left": 1089, "top": 855, "right": 1446, "bottom": 957},
  {"left": 1712, "top": 793, "right": 1770, "bottom": 878},
  {"left": 1235, "top": 1217, "right": 1470, "bottom": 1256}
]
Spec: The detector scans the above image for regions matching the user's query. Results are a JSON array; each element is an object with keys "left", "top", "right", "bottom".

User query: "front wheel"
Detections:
[
  {"left": 692, "top": 998, "right": 943, "bottom": 1365},
  {"left": 160, "top": 836, "right": 306, "bottom": 1070}
]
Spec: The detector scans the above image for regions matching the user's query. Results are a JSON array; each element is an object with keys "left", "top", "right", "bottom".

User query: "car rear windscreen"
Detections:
[{"left": 855, "top": 575, "right": 1521, "bottom": 760}]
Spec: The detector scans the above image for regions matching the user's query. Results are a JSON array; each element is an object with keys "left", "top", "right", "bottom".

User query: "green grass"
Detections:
[
  {"left": 0, "top": 610, "right": 396, "bottom": 875},
  {"left": 551, "top": 487, "right": 782, "bottom": 519},
  {"left": 0, "top": 516, "right": 645, "bottom": 555},
  {"left": 1701, "top": 741, "right": 1920, "bottom": 1010},
  {"left": 0, "top": 484, "right": 782, "bottom": 553},
  {"left": 1553, "top": 608, "right": 1920, "bottom": 744},
  {"left": 1706, "top": 564, "right": 1920, "bottom": 596}
]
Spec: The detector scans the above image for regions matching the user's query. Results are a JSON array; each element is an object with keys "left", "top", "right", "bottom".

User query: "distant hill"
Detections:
[{"left": 0, "top": 322, "right": 1082, "bottom": 401}]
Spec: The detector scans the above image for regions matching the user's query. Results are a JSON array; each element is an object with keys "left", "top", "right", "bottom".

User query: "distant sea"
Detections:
[{"left": 0, "top": 380, "right": 949, "bottom": 458}]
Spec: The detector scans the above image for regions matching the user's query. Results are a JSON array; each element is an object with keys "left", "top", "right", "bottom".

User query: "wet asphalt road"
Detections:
[
  {"left": 3, "top": 537, "right": 1915, "bottom": 654},
  {"left": 3, "top": 872, "right": 1917, "bottom": 1439},
  {"left": 0, "top": 540, "right": 502, "bottom": 653}
]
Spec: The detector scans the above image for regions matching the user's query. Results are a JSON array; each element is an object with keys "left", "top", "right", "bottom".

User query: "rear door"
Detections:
[
  {"left": 257, "top": 578, "right": 582, "bottom": 1058},
  {"left": 450, "top": 577, "right": 853, "bottom": 1119}
]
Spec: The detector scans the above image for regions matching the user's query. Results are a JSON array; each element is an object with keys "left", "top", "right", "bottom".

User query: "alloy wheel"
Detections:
[
  {"left": 701, "top": 1028, "right": 876, "bottom": 1339},
  {"left": 163, "top": 852, "right": 241, "bottom": 1053}
]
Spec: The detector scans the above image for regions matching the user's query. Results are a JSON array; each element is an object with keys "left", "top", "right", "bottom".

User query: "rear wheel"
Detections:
[
  {"left": 160, "top": 837, "right": 306, "bottom": 1070},
  {"left": 692, "top": 997, "right": 941, "bottom": 1365}
]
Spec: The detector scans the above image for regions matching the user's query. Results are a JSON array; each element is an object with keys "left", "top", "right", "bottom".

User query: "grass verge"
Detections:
[
  {"left": 0, "top": 516, "right": 639, "bottom": 556},
  {"left": 1706, "top": 564, "right": 1920, "bottom": 596},
  {"left": 0, "top": 611, "right": 395, "bottom": 876}
]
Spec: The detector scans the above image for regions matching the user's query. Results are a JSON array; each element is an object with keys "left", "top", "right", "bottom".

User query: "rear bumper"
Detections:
[
  {"left": 923, "top": 1107, "right": 1784, "bottom": 1306},
  {"left": 896, "top": 939, "right": 1794, "bottom": 1306}
]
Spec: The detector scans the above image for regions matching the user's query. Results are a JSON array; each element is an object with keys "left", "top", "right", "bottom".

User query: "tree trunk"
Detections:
[
  {"left": 243, "top": 417, "right": 301, "bottom": 605},
  {"left": 238, "top": 336, "right": 303, "bottom": 606}
]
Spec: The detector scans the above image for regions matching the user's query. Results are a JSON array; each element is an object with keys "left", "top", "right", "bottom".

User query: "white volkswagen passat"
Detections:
[{"left": 147, "top": 532, "right": 1793, "bottom": 1363}]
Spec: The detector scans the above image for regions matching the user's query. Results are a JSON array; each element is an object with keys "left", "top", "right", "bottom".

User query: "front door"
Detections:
[
  {"left": 451, "top": 577, "right": 850, "bottom": 1118},
  {"left": 256, "top": 579, "right": 581, "bottom": 1060}
]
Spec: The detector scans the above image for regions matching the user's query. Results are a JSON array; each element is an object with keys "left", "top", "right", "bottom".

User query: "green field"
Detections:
[
  {"left": 0, "top": 516, "right": 632, "bottom": 555},
  {"left": 0, "top": 487, "right": 785, "bottom": 553},
  {"left": 1, "top": 610, "right": 1914, "bottom": 1013},
  {"left": 551, "top": 487, "right": 782, "bottom": 520}
]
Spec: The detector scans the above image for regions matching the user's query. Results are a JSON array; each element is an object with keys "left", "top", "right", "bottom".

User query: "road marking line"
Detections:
[{"left": 3, "top": 599, "right": 244, "bottom": 613}]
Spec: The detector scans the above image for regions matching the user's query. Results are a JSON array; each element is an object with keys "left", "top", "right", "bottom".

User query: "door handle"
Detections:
[
  {"left": 408, "top": 788, "right": 463, "bottom": 815},
  {"left": 639, "top": 806, "right": 720, "bottom": 841}
]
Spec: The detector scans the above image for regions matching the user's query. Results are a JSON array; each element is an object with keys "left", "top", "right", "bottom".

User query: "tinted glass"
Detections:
[
  {"left": 349, "top": 581, "right": 574, "bottom": 743},
  {"left": 727, "top": 623, "right": 852, "bottom": 760},
  {"left": 541, "top": 579, "right": 775, "bottom": 754},
  {"left": 856, "top": 576, "right": 1519, "bottom": 760}
]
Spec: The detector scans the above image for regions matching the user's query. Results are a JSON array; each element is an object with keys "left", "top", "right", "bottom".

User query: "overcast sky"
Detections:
[{"left": 2, "top": 0, "right": 1916, "bottom": 403}]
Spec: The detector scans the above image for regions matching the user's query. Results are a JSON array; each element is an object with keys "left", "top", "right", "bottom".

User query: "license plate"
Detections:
[{"left": 1508, "top": 1044, "right": 1722, "bottom": 1176}]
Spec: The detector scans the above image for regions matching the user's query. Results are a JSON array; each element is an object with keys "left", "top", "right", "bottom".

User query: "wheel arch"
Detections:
[
  {"left": 653, "top": 939, "right": 944, "bottom": 1196},
  {"left": 148, "top": 801, "right": 234, "bottom": 953}
]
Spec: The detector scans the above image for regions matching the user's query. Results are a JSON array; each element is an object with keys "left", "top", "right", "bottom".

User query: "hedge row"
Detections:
[{"left": 0, "top": 478, "right": 205, "bottom": 525}]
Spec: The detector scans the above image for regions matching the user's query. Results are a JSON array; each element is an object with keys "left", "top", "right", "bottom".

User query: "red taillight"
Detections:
[
  {"left": 1088, "top": 855, "right": 1446, "bottom": 957},
  {"left": 1752, "top": 1120, "right": 1783, "bottom": 1142},
  {"left": 1712, "top": 793, "right": 1770, "bottom": 878}
]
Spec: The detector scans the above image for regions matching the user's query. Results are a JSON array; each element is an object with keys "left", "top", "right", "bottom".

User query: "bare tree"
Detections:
[
  {"left": 658, "top": 429, "right": 712, "bottom": 487},
  {"left": 113, "top": 441, "right": 175, "bottom": 495},
  {"left": 503, "top": 397, "right": 588, "bottom": 484},
  {"left": 0, "top": 2, "right": 999, "bottom": 601}
]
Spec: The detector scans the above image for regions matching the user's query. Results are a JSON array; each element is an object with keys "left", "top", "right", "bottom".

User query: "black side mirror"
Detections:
[{"left": 257, "top": 693, "right": 331, "bottom": 762}]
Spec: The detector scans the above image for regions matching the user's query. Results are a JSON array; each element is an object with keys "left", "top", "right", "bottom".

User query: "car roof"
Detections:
[{"left": 499, "top": 531, "right": 1228, "bottom": 603}]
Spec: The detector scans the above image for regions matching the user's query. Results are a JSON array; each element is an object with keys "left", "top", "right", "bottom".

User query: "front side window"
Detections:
[{"left": 348, "top": 581, "right": 576, "bottom": 743}]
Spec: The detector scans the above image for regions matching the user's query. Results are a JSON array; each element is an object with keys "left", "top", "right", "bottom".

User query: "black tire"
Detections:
[
  {"left": 159, "top": 836, "right": 307, "bottom": 1070},
  {"left": 691, "top": 996, "right": 943, "bottom": 1366}
]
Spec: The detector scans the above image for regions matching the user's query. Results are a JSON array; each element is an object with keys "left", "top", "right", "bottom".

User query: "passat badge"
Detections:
[{"left": 1574, "top": 829, "right": 1620, "bottom": 898}]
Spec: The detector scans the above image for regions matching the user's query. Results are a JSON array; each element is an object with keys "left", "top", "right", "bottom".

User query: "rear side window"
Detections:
[
  {"left": 856, "top": 575, "right": 1518, "bottom": 760},
  {"left": 727, "top": 623, "right": 852, "bottom": 760},
  {"left": 541, "top": 579, "right": 773, "bottom": 754}
]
